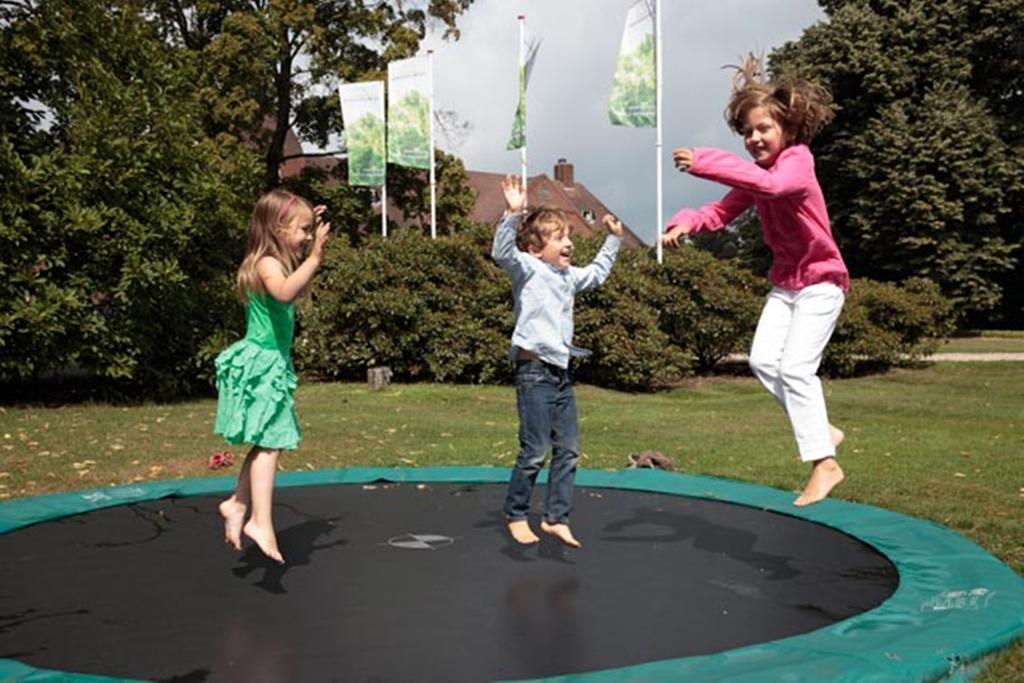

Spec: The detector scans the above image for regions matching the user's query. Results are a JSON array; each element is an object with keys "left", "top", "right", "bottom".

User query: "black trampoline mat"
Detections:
[{"left": 0, "top": 483, "right": 898, "bottom": 682}]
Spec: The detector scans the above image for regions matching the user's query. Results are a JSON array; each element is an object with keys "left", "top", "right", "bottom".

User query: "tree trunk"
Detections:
[{"left": 367, "top": 366, "right": 392, "bottom": 392}]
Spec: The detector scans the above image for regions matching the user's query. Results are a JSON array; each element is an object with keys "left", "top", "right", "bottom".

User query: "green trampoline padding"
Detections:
[{"left": 1, "top": 466, "right": 1022, "bottom": 682}]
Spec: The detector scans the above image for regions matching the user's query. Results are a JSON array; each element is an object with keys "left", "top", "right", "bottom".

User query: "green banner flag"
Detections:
[
  {"left": 609, "top": 0, "right": 656, "bottom": 127},
  {"left": 507, "top": 34, "right": 541, "bottom": 151},
  {"left": 338, "top": 81, "right": 385, "bottom": 187},
  {"left": 387, "top": 57, "right": 431, "bottom": 170}
]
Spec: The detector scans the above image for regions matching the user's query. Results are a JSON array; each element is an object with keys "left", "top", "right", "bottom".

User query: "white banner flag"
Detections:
[
  {"left": 609, "top": 0, "right": 656, "bottom": 127},
  {"left": 338, "top": 81, "right": 385, "bottom": 187},
  {"left": 387, "top": 56, "right": 431, "bottom": 169}
]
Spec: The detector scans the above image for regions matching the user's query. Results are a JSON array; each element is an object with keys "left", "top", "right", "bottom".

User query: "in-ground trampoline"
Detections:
[{"left": 1, "top": 468, "right": 1022, "bottom": 682}]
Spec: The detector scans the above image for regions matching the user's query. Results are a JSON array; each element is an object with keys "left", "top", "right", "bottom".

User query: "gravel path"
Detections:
[{"left": 924, "top": 353, "right": 1024, "bottom": 362}]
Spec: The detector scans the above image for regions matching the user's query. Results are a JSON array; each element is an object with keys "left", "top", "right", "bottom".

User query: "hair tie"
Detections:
[{"left": 278, "top": 195, "right": 298, "bottom": 222}]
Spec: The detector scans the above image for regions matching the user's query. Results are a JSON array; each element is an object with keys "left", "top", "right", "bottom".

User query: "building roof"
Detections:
[
  {"left": 464, "top": 169, "right": 642, "bottom": 247},
  {"left": 277, "top": 137, "right": 641, "bottom": 246}
]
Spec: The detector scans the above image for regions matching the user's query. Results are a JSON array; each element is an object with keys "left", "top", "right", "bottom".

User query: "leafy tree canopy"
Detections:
[{"left": 760, "top": 0, "right": 1022, "bottom": 322}]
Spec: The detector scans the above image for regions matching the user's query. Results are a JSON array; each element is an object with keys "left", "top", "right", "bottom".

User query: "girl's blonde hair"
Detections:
[
  {"left": 236, "top": 189, "right": 312, "bottom": 303},
  {"left": 516, "top": 207, "right": 571, "bottom": 252},
  {"left": 725, "top": 53, "right": 836, "bottom": 145}
]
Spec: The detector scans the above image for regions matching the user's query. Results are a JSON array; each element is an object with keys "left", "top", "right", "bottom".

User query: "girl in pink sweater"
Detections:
[{"left": 663, "top": 55, "right": 848, "bottom": 506}]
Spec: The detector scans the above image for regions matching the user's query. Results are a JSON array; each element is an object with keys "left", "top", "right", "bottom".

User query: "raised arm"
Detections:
[
  {"left": 571, "top": 217, "right": 622, "bottom": 293},
  {"left": 687, "top": 145, "right": 815, "bottom": 198},
  {"left": 257, "top": 217, "right": 330, "bottom": 303},
  {"left": 664, "top": 188, "right": 754, "bottom": 238},
  {"left": 491, "top": 175, "right": 532, "bottom": 281}
]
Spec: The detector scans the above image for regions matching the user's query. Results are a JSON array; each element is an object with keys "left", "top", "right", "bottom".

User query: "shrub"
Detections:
[
  {"left": 574, "top": 246, "right": 691, "bottom": 390},
  {"left": 652, "top": 248, "right": 765, "bottom": 372},
  {"left": 824, "top": 277, "right": 956, "bottom": 375},
  {"left": 294, "top": 226, "right": 514, "bottom": 385}
]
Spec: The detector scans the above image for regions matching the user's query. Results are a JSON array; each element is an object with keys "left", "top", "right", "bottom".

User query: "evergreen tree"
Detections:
[{"left": 770, "top": 0, "right": 1023, "bottom": 322}]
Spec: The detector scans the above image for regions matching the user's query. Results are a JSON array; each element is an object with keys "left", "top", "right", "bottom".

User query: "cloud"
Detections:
[{"left": 423, "top": 0, "right": 826, "bottom": 243}]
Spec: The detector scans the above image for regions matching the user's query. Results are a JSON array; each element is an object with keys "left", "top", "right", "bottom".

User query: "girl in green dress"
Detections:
[{"left": 214, "top": 190, "right": 330, "bottom": 564}]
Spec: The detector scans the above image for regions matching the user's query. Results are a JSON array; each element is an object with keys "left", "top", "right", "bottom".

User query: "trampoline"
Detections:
[{"left": 1, "top": 467, "right": 1022, "bottom": 682}]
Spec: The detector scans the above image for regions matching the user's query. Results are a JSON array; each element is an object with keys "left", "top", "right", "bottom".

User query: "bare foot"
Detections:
[
  {"left": 794, "top": 457, "right": 845, "bottom": 507},
  {"left": 508, "top": 519, "right": 540, "bottom": 545},
  {"left": 829, "top": 424, "right": 845, "bottom": 448},
  {"left": 540, "top": 521, "right": 582, "bottom": 549},
  {"left": 243, "top": 520, "right": 285, "bottom": 564},
  {"left": 218, "top": 498, "right": 246, "bottom": 551}
]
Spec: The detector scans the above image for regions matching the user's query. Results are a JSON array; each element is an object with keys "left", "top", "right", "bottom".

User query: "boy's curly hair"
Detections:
[
  {"left": 725, "top": 52, "right": 836, "bottom": 145},
  {"left": 516, "top": 207, "right": 571, "bottom": 252}
]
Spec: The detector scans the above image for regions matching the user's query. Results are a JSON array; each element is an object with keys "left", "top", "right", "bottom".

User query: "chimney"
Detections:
[{"left": 554, "top": 158, "right": 574, "bottom": 188}]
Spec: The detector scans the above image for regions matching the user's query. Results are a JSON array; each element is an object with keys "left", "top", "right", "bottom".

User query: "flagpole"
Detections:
[
  {"left": 428, "top": 50, "right": 437, "bottom": 239},
  {"left": 655, "top": 0, "right": 663, "bottom": 264},
  {"left": 518, "top": 15, "right": 527, "bottom": 201},
  {"left": 380, "top": 80, "right": 388, "bottom": 240}
]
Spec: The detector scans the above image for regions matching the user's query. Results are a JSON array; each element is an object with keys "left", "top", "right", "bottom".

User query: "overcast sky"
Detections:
[{"left": 418, "top": 0, "right": 827, "bottom": 243}]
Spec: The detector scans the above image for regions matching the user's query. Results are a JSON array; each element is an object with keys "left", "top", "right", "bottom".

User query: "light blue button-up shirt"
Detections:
[{"left": 491, "top": 213, "right": 622, "bottom": 369}]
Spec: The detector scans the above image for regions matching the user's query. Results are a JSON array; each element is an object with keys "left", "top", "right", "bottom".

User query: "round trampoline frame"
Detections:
[{"left": 1, "top": 466, "right": 1022, "bottom": 682}]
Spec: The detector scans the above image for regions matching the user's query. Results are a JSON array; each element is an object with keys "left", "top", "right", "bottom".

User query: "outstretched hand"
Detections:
[
  {"left": 502, "top": 175, "right": 526, "bottom": 214},
  {"left": 602, "top": 214, "right": 624, "bottom": 237},
  {"left": 661, "top": 223, "right": 691, "bottom": 248}
]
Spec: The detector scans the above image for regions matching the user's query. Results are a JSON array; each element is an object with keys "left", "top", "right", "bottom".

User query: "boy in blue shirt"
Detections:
[{"left": 492, "top": 175, "right": 624, "bottom": 548}]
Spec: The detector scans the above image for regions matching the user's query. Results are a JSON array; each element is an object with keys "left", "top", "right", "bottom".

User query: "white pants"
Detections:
[{"left": 748, "top": 283, "right": 845, "bottom": 463}]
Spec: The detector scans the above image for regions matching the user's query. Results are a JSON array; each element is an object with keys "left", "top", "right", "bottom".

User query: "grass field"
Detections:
[
  {"left": 939, "top": 335, "right": 1024, "bottom": 354},
  {"left": 1, "top": 362, "right": 1022, "bottom": 679}
]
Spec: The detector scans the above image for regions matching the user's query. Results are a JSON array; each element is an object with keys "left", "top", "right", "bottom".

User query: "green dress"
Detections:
[{"left": 214, "top": 293, "right": 300, "bottom": 450}]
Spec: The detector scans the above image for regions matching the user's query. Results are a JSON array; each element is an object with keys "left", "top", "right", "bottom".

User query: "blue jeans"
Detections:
[{"left": 503, "top": 360, "right": 580, "bottom": 524}]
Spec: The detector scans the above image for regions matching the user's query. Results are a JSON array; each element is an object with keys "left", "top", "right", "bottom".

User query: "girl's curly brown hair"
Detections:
[{"left": 725, "top": 52, "right": 836, "bottom": 145}]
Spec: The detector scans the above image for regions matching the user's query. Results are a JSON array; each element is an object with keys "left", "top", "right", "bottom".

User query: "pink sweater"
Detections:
[{"left": 666, "top": 144, "right": 849, "bottom": 293}]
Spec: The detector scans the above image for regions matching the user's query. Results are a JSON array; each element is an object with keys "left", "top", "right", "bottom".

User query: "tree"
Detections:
[
  {"left": 0, "top": 0, "right": 259, "bottom": 395},
  {"left": 770, "top": 0, "right": 1024, "bottom": 322},
  {"left": 382, "top": 149, "right": 475, "bottom": 237},
  {"left": 146, "top": 0, "right": 474, "bottom": 189}
]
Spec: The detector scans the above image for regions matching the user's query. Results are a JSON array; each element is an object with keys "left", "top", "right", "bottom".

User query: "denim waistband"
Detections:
[{"left": 516, "top": 359, "right": 570, "bottom": 377}]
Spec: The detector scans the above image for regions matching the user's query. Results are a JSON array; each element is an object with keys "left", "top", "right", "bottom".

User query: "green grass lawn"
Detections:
[
  {"left": 2, "top": 362, "right": 1022, "bottom": 679},
  {"left": 939, "top": 335, "right": 1024, "bottom": 354}
]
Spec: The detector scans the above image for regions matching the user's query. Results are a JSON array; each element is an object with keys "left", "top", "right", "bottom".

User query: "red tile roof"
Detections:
[
  {"left": 278, "top": 136, "right": 641, "bottom": 246},
  {"left": 464, "top": 169, "right": 642, "bottom": 247}
]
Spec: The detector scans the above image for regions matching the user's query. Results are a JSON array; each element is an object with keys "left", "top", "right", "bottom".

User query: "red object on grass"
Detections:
[{"left": 207, "top": 451, "right": 235, "bottom": 469}]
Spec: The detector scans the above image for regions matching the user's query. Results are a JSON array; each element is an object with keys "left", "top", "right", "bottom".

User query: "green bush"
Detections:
[
  {"left": 824, "top": 277, "right": 956, "bottom": 376},
  {"left": 296, "top": 234, "right": 955, "bottom": 388},
  {"left": 296, "top": 229, "right": 693, "bottom": 389},
  {"left": 652, "top": 248, "right": 765, "bottom": 372},
  {"left": 574, "top": 246, "right": 691, "bottom": 390},
  {"left": 294, "top": 226, "right": 514, "bottom": 385}
]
